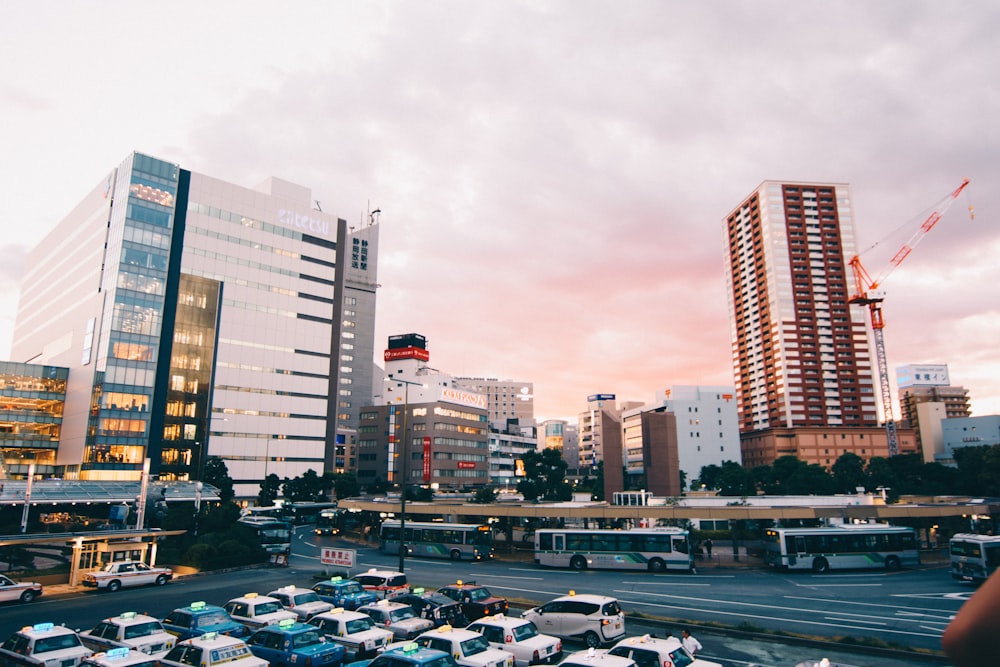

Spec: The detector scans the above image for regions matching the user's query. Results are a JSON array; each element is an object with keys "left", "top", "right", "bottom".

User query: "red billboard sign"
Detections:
[
  {"left": 457, "top": 461, "right": 476, "bottom": 470},
  {"left": 384, "top": 347, "right": 430, "bottom": 362},
  {"left": 423, "top": 437, "right": 431, "bottom": 482}
]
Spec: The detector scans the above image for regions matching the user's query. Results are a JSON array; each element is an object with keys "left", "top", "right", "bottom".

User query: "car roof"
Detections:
[
  {"left": 181, "top": 633, "right": 246, "bottom": 648},
  {"left": 424, "top": 626, "right": 479, "bottom": 639},
  {"left": 561, "top": 649, "right": 635, "bottom": 667},
  {"left": 228, "top": 593, "right": 281, "bottom": 604},
  {"left": 16, "top": 622, "right": 77, "bottom": 639},
  {"left": 255, "top": 620, "right": 312, "bottom": 634},
  {"left": 178, "top": 602, "right": 227, "bottom": 613},
  {"left": 312, "top": 608, "right": 367, "bottom": 620},
  {"left": 612, "top": 635, "right": 683, "bottom": 651},
  {"left": 382, "top": 644, "right": 452, "bottom": 663},
  {"left": 546, "top": 594, "right": 618, "bottom": 604},
  {"left": 357, "top": 569, "right": 405, "bottom": 577},
  {"left": 468, "top": 615, "right": 527, "bottom": 627},
  {"left": 103, "top": 612, "right": 158, "bottom": 624},
  {"left": 270, "top": 585, "right": 313, "bottom": 594},
  {"left": 361, "top": 600, "right": 408, "bottom": 610}
]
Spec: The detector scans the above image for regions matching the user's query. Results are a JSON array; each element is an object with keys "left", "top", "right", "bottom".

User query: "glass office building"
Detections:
[{"left": 12, "top": 152, "right": 379, "bottom": 496}]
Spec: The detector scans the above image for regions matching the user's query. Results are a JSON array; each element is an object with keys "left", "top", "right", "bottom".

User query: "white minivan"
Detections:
[{"left": 520, "top": 593, "right": 624, "bottom": 648}]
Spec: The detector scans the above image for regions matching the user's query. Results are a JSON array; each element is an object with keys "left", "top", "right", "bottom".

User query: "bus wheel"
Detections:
[
  {"left": 647, "top": 558, "right": 666, "bottom": 573},
  {"left": 570, "top": 555, "right": 588, "bottom": 571},
  {"left": 885, "top": 556, "right": 901, "bottom": 572},
  {"left": 450, "top": 550, "right": 462, "bottom": 561},
  {"left": 812, "top": 557, "right": 830, "bottom": 573}
]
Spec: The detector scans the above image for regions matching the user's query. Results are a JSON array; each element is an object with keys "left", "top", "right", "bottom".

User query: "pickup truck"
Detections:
[{"left": 81, "top": 561, "right": 173, "bottom": 592}]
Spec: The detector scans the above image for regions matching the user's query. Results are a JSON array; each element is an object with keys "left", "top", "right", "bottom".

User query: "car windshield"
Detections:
[
  {"left": 291, "top": 629, "right": 325, "bottom": 649},
  {"left": 460, "top": 635, "right": 490, "bottom": 656},
  {"left": 123, "top": 622, "right": 164, "bottom": 639},
  {"left": 602, "top": 601, "right": 621, "bottom": 616},
  {"left": 254, "top": 601, "right": 284, "bottom": 615},
  {"left": 388, "top": 608, "right": 417, "bottom": 621},
  {"left": 468, "top": 589, "right": 491, "bottom": 602},
  {"left": 341, "top": 582, "right": 365, "bottom": 595},
  {"left": 669, "top": 647, "right": 694, "bottom": 667},
  {"left": 423, "top": 593, "right": 454, "bottom": 605},
  {"left": 34, "top": 633, "right": 84, "bottom": 653},
  {"left": 346, "top": 618, "right": 375, "bottom": 633},
  {"left": 294, "top": 592, "right": 321, "bottom": 604},
  {"left": 511, "top": 623, "right": 538, "bottom": 641},
  {"left": 425, "top": 657, "right": 461, "bottom": 667},
  {"left": 195, "top": 611, "right": 233, "bottom": 627}
]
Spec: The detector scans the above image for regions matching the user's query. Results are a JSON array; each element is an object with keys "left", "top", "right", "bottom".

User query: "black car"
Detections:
[
  {"left": 395, "top": 588, "right": 468, "bottom": 627},
  {"left": 436, "top": 581, "right": 508, "bottom": 621}
]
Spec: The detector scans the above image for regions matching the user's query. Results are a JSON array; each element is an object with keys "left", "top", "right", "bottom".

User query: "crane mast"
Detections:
[{"left": 848, "top": 178, "right": 971, "bottom": 456}]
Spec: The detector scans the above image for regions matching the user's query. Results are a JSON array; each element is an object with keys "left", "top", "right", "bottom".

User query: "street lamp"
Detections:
[{"left": 385, "top": 375, "right": 426, "bottom": 572}]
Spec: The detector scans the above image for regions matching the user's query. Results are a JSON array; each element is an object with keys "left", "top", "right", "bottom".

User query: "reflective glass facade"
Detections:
[{"left": 0, "top": 362, "right": 68, "bottom": 476}]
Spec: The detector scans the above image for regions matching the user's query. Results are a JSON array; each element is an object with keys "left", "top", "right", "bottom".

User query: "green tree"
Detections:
[
  {"left": 695, "top": 464, "right": 722, "bottom": 491},
  {"left": 283, "top": 469, "right": 327, "bottom": 502},
  {"left": 521, "top": 448, "right": 571, "bottom": 500},
  {"left": 326, "top": 472, "right": 359, "bottom": 499},
  {"left": 258, "top": 474, "right": 281, "bottom": 506},
  {"left": 865, "top": 457, "right": 900, "bottom": 501},
  {"left": 471, "top": 487, "right": 497, "bottom": 504},
  {"left": 749, "top": 465, "right": 774, "bottom": 494},
  {"left": 832, "top": 453, "right": 868, "bottom": 493},
  {"left": 955, "top": 444, "right": 1000, "bottom": 496},
  {"left": 516, "top": 479, "right": 539, "bottom": 501},
  {"left": 785, "top": 463, "right": 836, "bottom": 495},
  {"left": 717, "top": 461, "right": 754, "bottom": 496},
  {"left": 368, "top": 476, "right": 388, "bottom": 494},
  {"left": 202, "top": 457, "right": 235, "bottom": 503}
]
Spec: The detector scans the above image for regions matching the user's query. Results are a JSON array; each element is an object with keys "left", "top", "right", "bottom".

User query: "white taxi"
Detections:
[
  {"left": 79, "top": 611, "right": 176, "bottom": 655},
  {"left": 0, "top": 621, "right": 93, "bottom": 666},
  {"left": 408, "top": 625, "right": 515, "bottom": 667},
  {"left": 159, "top": 632, "right": 267, "bottom": 667},
  {"left": 223, "top": 592, "right": 297, "bottom": 630},
  {"left": 608, "top": 634, "right": 722, "bottom": 667},
  {"left": 267, "top": 585, "right": 334, "bottom": 620},
  {"left": 308, "top": 608, "right": 394, "bottom": 660},
  {"left": 466, "top": 615, "right": 561, "bottom": 666},
  {"left": 81, "top": 647, "right": 164, "bottom": 667},
  {"left": 358, "top": 599, "right": 433, "bottom": 640}
]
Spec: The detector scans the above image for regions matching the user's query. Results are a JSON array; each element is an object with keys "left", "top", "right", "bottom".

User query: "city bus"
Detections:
[
  {"left": 238, "top": 517, "right": 294, "bottom": 555},
  {"left": 314, "top": 508, "right": 342, "bottom": 535},
  {"left": 284, "top": 501, "right": 340, "bottom": 524},
  {"left": 378, "top": 520, "right": 494, "bottom": 561},
  {"left": 763, "top": 524, "right": 919, "bottom": 573},
  {"left": 949, "top": 533, "right": 1000, "bottom": 583},
  {"left": 533, "top": 527, "right": 693, "bottom": 572}
]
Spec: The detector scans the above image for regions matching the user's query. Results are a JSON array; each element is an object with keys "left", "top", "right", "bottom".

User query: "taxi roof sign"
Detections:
[
  {"left": 190, "top": 601, "right": 207, "bottom": 610},
  {"left": 329, "top": 576, "right": 343, "bottom": 583},
  {"left": 106, "top": 647, "right": 131, "bottom": 658},
  {"left": 279, "top": 618, "right": 296, "bottom": 628},
  {"left": 32, "top": 622, "right": 55, "bottom": 632}
]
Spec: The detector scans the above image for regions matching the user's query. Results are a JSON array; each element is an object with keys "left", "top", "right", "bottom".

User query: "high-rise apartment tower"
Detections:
[{"left": 724, "top": 181, "right": 878, "bottom": 434}]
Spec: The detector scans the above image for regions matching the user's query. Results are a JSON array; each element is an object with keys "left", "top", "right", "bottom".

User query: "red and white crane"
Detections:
[{"left": 848, "top": 178, "right": 972, "bottom": 456}]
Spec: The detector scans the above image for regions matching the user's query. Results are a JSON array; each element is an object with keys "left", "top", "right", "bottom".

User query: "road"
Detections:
[{"left": 0, "top": 527, "right": 965, "bottom": 667}]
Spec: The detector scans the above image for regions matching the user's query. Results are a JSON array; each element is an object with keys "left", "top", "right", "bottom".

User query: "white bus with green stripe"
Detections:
[
  {"left": 763, "top": 524, "right": 919, "bottom": 573},
  {"left": 533, "top": 528, "right": 693, "bottom": 572},
  {"left": 379, "top": 520, "right": 495, "bottom": 561}
]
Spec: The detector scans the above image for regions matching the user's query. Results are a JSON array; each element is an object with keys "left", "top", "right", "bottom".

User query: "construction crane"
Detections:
[{"left": 848, "top": 178, "right": 971, "bottom": 456}]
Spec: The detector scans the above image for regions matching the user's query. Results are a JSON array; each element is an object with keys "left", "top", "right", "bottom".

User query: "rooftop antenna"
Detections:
[
  {"left": 314, "top": 200, "right": 322, "bottom": 212},
  {"left": 370, "top": 208, "right": 381, "bottom": 226}
]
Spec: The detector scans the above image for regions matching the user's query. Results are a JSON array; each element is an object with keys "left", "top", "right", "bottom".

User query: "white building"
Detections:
[{"left": 11, "top": 152, "right": 379, "bottom": 496}]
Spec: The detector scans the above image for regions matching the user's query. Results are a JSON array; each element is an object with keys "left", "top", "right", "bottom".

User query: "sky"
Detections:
[{"left": 1, "top": 1, "right": 998, "bottom": 424}]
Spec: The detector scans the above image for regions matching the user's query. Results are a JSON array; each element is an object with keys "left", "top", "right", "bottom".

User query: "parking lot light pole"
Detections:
[{"left": 386, "top": 375, "right": 425, "bottom": 573}]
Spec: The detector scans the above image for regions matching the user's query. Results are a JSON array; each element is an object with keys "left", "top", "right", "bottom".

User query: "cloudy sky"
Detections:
[{"left": 2, "top": 1, "right": 997, "bottom": 423}]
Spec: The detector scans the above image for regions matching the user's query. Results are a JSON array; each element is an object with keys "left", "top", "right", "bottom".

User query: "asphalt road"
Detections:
[{"left": 0, "top": 527, "right": 965, "bottom": 667}]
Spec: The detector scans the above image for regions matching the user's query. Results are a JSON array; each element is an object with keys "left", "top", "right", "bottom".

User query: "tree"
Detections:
[
  {"left": 283, "top": 469, "right": 327, "bottom": 502},
  {"left": 516, "top": 479, "right": 539, "bottom": 502},
  {"left": 521, "top": 448, "right": 571, "bottom": 501},
  {"left": 865, "top": 457, "right": 899, "bottom": 501},
  {"left": 832, "top": 453, "right": 867, "bottom": 493},
  {"left": 471, "top": 487, "right": 497, "bottom": 504},
  {"left": 717, "top": 461, "right": 754, "bottom": 496},
  {"left": 202, "top": 457, "right": 235, "bottom": 503},
  {"left": 326, "top": 472, "right": 359, "bottom": 499},
  {"left": 258, "top": 474, "right": 281, "bottom": 506},
  {"left": 368, "top": 477, "right": 388, "bottom": 495},
  {"left": 695, "top": 464, "right": 722, "bottom": 492}
]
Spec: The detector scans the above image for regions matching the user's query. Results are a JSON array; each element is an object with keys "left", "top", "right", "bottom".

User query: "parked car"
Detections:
[
  {"left": 357, "top": 599, "right": 434, "bottom": 640},
  {"left": 161, "top": 601, "right": 249, "bottom": 640},
  {"left": 353, "top": 569, "right": 410, "bottom": 600},
  {"left": 520, "top": 593, "right": 624, "bottom": 648},
  {"left": 312, "top": 576, "right": 378, "bottom": 610},
  {"left": 79, "top": 611, "right": 175, "bottom": 655},
  {"left": 81, "top": 561, "right": 172, "bottom": 592},
  {"left": 81, "top": 647, "right": 163, "bottom": 667},
  {"left": 159, "top": 632, "right": 267, "bottom": 667},
  {"left": 466, "top": 615, "right": 561, "bottom": 666},
  {"left": 307, "top": 608, "right": 394, "bottom": 660},
  {"left": 349, "top": 642, "right": 459, "bottom": 667},
  {"left": 437, "top": 581, "right": 508, "bottom": 621},
  {"left": 244, "top": 618, "right": 345, "bottom": 667},
  {"left": 406, "top": 625, "right": 515, "bottom": 667},
  {"left": 0, "top": 573, "right": 43, "bottom": 603},
  {"left": 223, "top": 593, "right": 298, "bottom": 630},
  {"left": 267, "top": 585, "right": 335, "bottom": 620},
  {"left": 559, "top": 648, "right": 636, "bottom": 667},
  {"left": 0, "top": 621, "right": 93, "bottom": 666},
  {"left": 395, "top": 588, "right": 468, "bottom": 627},
  {"left": 609, "top": 634, "right": 722, "bottom": 667}
]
